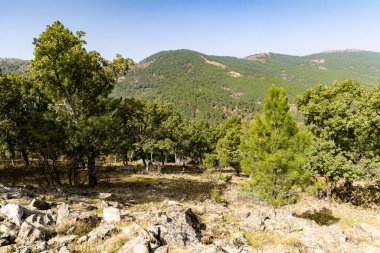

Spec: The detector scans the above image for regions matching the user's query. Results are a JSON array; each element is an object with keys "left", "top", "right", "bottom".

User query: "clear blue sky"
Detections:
[{"left": 1, "top": 0, "right": 380, "bottom": 61}]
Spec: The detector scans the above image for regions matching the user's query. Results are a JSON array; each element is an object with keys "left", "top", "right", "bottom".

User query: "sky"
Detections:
[{"left": 1, "top": 0, "right": 380, "bottom": 61}]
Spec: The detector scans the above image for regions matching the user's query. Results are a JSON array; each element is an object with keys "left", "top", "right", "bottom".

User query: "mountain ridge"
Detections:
[{"left": 2, "top": 49, "right": 380, "bottom": 122}]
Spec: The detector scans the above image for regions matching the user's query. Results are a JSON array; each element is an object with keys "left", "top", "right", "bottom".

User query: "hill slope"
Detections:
[
  {"left": 0, "top": 58, "right": 29, "bottom": 73},
  {"left": 3, "top": 50, "right": 380, "bottom": 122},
  {"left": 114, "top": 49, "right": 380, "bottom": 122}
]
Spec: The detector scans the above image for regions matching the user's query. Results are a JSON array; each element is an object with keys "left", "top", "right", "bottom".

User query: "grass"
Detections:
[{"left": 243, "top": 230, "right": 304, "bottom": 250}]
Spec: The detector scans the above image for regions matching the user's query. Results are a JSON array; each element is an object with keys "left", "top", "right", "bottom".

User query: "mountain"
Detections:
[
  {"left": 0, "top": 58, "right": 29, "bottom": 73},
  {"left": 3, "top": 49, "right": 380, "bottom": 122},
  {"left": 114, "top": 49, "right": 380, "bottom": 122}
]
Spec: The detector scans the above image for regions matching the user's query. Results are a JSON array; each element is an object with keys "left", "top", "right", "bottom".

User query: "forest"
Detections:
[{"left": 1, "top": 21, "right": 380, "bottom": 253}]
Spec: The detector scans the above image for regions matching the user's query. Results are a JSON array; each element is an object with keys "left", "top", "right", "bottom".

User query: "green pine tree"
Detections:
[{"left": 241, "top": 85, "right": 310, "bottom": 206}]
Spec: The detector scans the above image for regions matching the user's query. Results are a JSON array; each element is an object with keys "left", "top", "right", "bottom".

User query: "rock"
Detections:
[
  {"left": 0, "top": 224, "right": 16, "bottom": 246},
  {"left": 31, "top": 241, "right": 48, "bottom": 252},
  {"left": 146, "top": 208, "right": 206, "bottom": 247},
  {"left": 48, "top": 235, "right": 77, "bottom": 247},
  {"left": 354, "top": 223, "right": 380, "bottom": 242},
  {"left": 29, "top": 198, "right": 51, "bottom": 210},
  {"left": 118, "top": 236, "right": 149, "bottom": 253},
  {"left": 103, "top": 207, "right": 121, "bottom": 223},
  {"left": 230, "top": 232, "right": 247, "bottom": 247},
  {"left": 166, "top": 200, "right": 180, "bottom": 206},
  {"left": 26, "top": 213, "right": 55, "bottom": 227},
  {"left": 154, "top": 245, "right": 169, "bottom": 253},
  {"left": 16, "top": 221, "right": 46, "bottom": 246},
  {"left": 0, "top": 204, "right": 23, "bottom": 226},
  {"left": 0, "top": 245, "right": 15, "bottom": 253},
  {"left": 78, "top": 202, "right": 97, "bottom": 211},
  {"left": 99, "top": 193, "right": 113, "bottom": 199},
  {"left": 56, "top": 204, "right": 72, "bottom": 225},
  {"left": 82, "top": 224, "right": 117, "bottom": 242},
  {"left": 56, "top": 203, "right": 99, "bottom": 225},
  {"left": 185, "top": 208, "right": 206, "bottom": 238}
]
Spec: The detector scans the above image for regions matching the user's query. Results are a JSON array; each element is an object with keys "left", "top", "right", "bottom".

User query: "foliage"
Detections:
[
  {"left": 297, "top": 80, "right": 380, "bottom": 193},
  {"left": 30, "top": 21, "right": 132, "bottom": 186},
  {"left": 215, "top": 115, "right": 243, "bottom": 175},
  {"left": 241, "top": 85, "right": 311, "bottom": 206}
]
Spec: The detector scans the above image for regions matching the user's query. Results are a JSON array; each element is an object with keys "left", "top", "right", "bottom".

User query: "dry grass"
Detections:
[{"left": 243, "top": 230, "right": 303, "bottom": 250}]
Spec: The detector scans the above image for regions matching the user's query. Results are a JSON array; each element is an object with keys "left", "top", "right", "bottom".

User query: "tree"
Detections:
[
  {"left": 0, "top": 73, "right": 45, "bottom": 166},
  {"left": 241, "top": 85, "right": 310, "bottom": 206},
  {"left": 30, "top": 21, "right": 132, "bottom": 186},
  {"left": 215, "top": 115, "right": 243, "bottom": 175},
  {"left": 297, "top": 80, "right": 379, "bottom": 189}
]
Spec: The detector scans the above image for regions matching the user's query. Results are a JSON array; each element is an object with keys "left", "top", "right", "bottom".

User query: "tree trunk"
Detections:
[
  {"left": 88, "top": 151, "right": 98, "bottom": 187},
  {"left": 21, "top": 149, "right": 29, "bottom": 167}
]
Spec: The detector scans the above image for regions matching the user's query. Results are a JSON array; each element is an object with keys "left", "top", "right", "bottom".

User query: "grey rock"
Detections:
[
  {"left": 16, "top": 221, "right": 46, "bottom": 246},
  {"left": 118, "top": 236, "right": 149, "bottom": 253},
  {"left": 25, "top": 213, "right": 55, "bottom": 227},
  {"left": 84, "top": 224, "right": 117, "bottom": 242},
  {"left": 0, "top": 204, "right": 23, "bottom": 226},
  {"left": 103, "top": 207, "right": 121, "bottom": 223},
  {"left": 48, "top": 235, "right": 77, "bottom": 247}
]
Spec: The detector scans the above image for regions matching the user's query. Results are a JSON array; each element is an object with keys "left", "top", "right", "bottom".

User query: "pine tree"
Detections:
[{"left": 241, "top": 85, "right": 310, "bottom": 206}]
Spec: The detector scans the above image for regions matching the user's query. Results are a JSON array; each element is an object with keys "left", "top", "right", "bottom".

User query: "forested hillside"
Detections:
[
  {"left": 0, "top": 58, "right": 29, "bottom": 73},
  {"left": 114, "top": 49, "right": 380, "bottom": 122},
  {"left": 3, "top": 49, "right": 380, "bottom": 122}
]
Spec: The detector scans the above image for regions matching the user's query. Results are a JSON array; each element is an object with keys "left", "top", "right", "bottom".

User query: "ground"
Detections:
[{"left": 0, "top": 163, "right": 380, "bottom": 252}]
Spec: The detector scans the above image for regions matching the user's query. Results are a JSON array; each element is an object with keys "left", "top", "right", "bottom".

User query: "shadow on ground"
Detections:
[
  {"left": 294, "top": 207, "right": 340, "bottom": 226},
  {"left": 0, "top": 164, "right": 224, "bottom": 205}
]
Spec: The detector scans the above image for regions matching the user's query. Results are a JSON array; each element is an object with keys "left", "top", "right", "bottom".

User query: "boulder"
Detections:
[
  {"left": 56, "top": 203, "right": 99, "bottom": 225},
  {"left": 16, "top": 221, "right": 46, "bottom": 246},
  {"left": 103, "top": 207, "right": 121, "bottom": 223},
  {"left": 0, "top": 204, "right": 23, "bottom": 226},
  {"left": 146, "top": 208, "right": 206, "bottom": 247}
]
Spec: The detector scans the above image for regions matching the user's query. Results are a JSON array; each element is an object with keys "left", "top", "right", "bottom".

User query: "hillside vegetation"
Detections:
[
  {"left": 114, "top": 49, "right": 380, "bottom": 122},
  {"left": 0, "top": 58, "right": 29, "bottom": 73}
]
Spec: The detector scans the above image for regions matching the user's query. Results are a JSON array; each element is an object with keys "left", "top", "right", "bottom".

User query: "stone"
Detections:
[
  {"left": 26, "top": 213, "right": 55, "bottom": 227},
  {"left": 84, "top": 224, "right": 117, "bottom": 242},
  {"left": 56, "top": 203, "right": 99, "bottom": 226},
  {"left": 103, "top": 207, "right": 121, "bottom": 223},
  {"left": 48, "top": 235, "right": 77, "bottom": 247},
  {"left": 56, "top": 204, "right": 72, "bottom": 225},
  {"left": 167, "top": 200, "right": 180, "bottom": 206},
  {"left": 0, "top": 204, "right": 23, "bottom": 226},
  {"left": 154, "top": 245, "right": 169, "bottom": 253},
  {"left": 354, "top": 223, "right": 380, "bottom": 242},
  {"left": 0, "top": 224, "right": 16, "bottom": 245},
  {"left": 31, "top": 241, "right": 48, "bottom": 252},
  {"left": 0, "top": 245, "right": 15, "bottom": 253},
  {"left": 99, "top": 193, "right": 113, "bottom": 199},
  {"left": 16, "top": 221, "right": 45, "bottom": 246},
  {"left": 118, "top": 236, "right": 149, "bottom": 253},
  {"left": 29, "top": 198, "right": 51, "bottom": 210}
]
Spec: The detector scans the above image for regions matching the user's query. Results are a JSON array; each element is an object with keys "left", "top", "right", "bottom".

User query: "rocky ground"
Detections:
[{"left": 0, "top": 172, "right": 380, "bottom": 253}]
